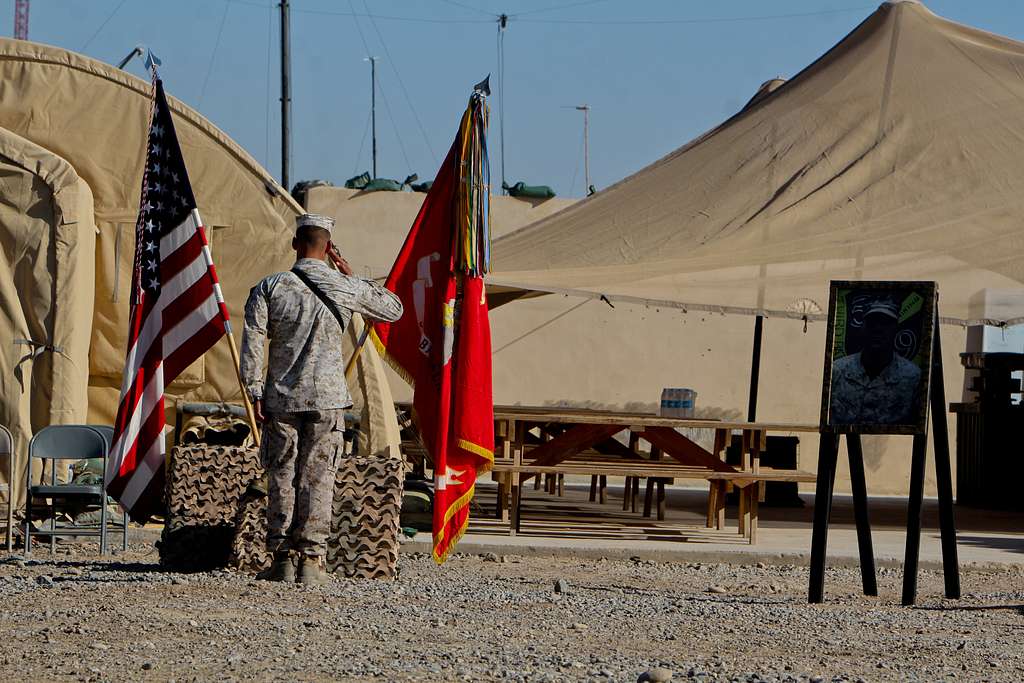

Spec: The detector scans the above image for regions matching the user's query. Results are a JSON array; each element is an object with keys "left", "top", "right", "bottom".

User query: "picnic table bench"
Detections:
[{"left": 489, "top": 406, "right": 819, "bottom": 543}]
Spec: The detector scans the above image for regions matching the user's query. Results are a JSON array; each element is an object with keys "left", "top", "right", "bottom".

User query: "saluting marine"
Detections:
[{"left": 240, "top": 213, "right": 403, "bottom": 584}]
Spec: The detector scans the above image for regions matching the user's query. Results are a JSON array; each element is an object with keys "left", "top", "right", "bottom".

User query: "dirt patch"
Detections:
[{"left": 0, "top": 544, "right": 1022, "bottom": 682}]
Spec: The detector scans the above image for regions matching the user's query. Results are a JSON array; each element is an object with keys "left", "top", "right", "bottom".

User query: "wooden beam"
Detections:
[
  {"left": 640, "top": 427, "right": 739, "bottom": 473},
  {"left": 520, "top": 423, "right": 624, "bottom": 483}
]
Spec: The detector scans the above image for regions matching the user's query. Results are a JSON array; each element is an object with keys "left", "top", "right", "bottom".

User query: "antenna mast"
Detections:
[
  {"left": 576, "top": 104, "right": 590, "bottom": 193},
  {"left": 497, "top": 13, "right": 507, "bottom": 193},
  {"left": 14, "top": 0, "right": 29, "bottom": 40},
  {"left": 279, "top": 0, "right": 292, "bottom": 191},
  {"left": 365, "top": 56, "right": 378, "bottom": 178}
]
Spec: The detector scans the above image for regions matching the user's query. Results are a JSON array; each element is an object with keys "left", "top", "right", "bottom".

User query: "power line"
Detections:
[
  {"left": 376, "top": 72, "right": 414, "bottom": 174},
  {"left": 227, "top": 2, "right": 868, "bottom": 27},
  {"left": 306, "top": 9, "right": 490, "bottom": 24},
  {"left": 434, "top": 0, "right": 496, "bottom": 18},
  {"left": 514, "top": 6, "right": 873, "bottom": 25},
  {"left": 348, "top": 0, "right": 374, "bottom": 54},
  {"left": 363, "top": 2, "right": 438, "bottom": 164},
  {"left": 80, "top": 0, "right": 129, "bottom": 52},
  {"left": 226, "top": 1, "right": 492, "bottom": 25},
  {"left": 199, "top": 0, "right": 232, "bottom": 108},
  {"left": 509, "top": 0, "right": 611, "bottom": 18},
  {"left": 349, "top": 0, "right": 413, "bottom": 175},
  {"left": 354, "top": 109, "right": 372, "bottom": 176}
]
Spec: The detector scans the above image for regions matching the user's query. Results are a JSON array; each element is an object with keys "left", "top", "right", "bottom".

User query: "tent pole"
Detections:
[{"left": 747, "top": 315, "right": 764, "bottom": 422}]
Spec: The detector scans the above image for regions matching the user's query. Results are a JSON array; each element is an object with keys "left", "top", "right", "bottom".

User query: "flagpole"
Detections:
[
  {"left": 344, "top": 323, "right": 371, "bottom": 381},
  {"left": 223, "top": 324, "right": 261, "bottom": 448}
]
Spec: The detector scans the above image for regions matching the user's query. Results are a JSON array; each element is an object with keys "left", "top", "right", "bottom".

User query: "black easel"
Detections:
[{"left": 808, "top": 312, "right": 960, "bottom": 606}]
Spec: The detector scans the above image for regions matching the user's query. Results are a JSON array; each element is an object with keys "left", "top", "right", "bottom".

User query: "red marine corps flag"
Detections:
[
  {"left": 372, "top": 80, "right": 494, "bottom": 563},
  {"left": 106, "top": 58, "right": 231, "bottom": 521}
]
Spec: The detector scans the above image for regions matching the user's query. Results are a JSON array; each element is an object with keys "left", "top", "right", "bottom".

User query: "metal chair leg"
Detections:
[
  {"left": 50, "top": 462, "right": 56, "bottom": 555},
  {"left": 24, "top": 489, "right": 31, "bottom": 555},
  {"left": 99, "top": 493, "right": 108, "bottom": 555}
]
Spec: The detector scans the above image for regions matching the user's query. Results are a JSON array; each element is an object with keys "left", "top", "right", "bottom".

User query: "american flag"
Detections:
[{"left": 105, "top": 79, "right": 230, "bottom": 521}]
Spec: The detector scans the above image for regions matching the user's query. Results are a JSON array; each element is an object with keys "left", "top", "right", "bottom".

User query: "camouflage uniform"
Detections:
[
  {"left": 830, "top": 352, "right": 922, "bottom": 426},
  {"left": 240, "top": 257, "right": 402, "bottom": 557}
]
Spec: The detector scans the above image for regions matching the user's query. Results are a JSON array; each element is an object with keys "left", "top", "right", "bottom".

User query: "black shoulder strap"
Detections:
[{"left": 290, "top": 267, "right": 346, "bottom": 332}]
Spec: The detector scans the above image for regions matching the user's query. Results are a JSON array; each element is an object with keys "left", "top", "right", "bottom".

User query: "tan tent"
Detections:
[
  {"left": 0, "top": 39, "right": 400, "bottom": 511},
  {"left": 483, "top": 0, "right": 1024, "bottom": 496},
  {"left": 492, "top": 0, "right": 1024, "bottom": 324}
]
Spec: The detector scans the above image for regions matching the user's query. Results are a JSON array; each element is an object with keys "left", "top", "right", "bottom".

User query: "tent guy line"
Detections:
[{"left": 487, "top": 279, "right": 1024, "bottom": 330}]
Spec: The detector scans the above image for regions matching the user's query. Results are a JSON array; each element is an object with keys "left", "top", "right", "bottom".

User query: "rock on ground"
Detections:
[{"left": 0, "top": 545, "right": 1022, "bottom": 681}]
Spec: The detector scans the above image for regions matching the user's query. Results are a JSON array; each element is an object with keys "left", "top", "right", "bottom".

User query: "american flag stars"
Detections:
[
  {"left": 108, "top": 77, "right": 228, "bottom": 522},
  {"left": 132, "top": 79, "right": 199, "bottom": 299}
]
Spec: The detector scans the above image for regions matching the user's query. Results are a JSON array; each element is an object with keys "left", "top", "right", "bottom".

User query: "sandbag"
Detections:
[{"left": 503, "top": 181, "right": 556, "bottom": 199}]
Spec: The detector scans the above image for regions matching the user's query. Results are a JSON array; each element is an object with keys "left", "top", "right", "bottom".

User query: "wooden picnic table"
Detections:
[{"left": 488, "top": 405, "right": 820, "bottom": 544}]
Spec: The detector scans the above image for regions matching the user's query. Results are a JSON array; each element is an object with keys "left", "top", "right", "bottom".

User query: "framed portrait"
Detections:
[{"left": 819, "top": 281, "right": 937, "bottom": 434}]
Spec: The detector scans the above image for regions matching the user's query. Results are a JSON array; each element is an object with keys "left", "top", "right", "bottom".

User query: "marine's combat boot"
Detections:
[
  {"left": 258, "top": 551, "right": 297, "bottom": 582},
  {"left": 297, "top": 556, "right": 330, "bottom": 586}
]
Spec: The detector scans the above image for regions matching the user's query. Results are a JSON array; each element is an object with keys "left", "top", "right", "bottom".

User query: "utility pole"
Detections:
[
  {"left": 14, "top": 0, "right": 29, "bottom": 41},
  {"left": 365, "top": 56, "right": 378, "bottom": 178},
  {"left": 279, "top": 0, "right": 292, "bottom": 191},
  {"left": 576, "top": 104, "right": 590, "bottom": 193}
]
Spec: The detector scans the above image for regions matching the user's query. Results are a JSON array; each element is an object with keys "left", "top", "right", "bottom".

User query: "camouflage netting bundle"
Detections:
[
  {"left": 229, "top": 484, "right": 272, "bottom": 573},
  {"left": 159, "top": 444, "right": 262, "bottom": 571},
  {"left": 162, "top": 441, "right": 405, "bottom": 579},
  {"left": 227, "top": 450, "right": 405, "bottom": 579},
  {"left": 327, "top": 452, "right": 404, "bottom": 579}
]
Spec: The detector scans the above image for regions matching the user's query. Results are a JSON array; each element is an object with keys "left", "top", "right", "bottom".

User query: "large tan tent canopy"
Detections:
[
  {"left": 0, "top": 39, "right": 400, "bottom": 509},
  {"left": 491, "top": 1, "right": 1024, "bottom": 325}
]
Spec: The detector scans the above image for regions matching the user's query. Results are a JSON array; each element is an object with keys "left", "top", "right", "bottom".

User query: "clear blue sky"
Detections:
[{"left": 7, "top": 1, "right": 1024, "bottom": 197}]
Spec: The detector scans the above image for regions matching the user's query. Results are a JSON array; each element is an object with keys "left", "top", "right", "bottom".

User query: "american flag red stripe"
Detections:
[{"left": 105, "top": 78, "right": 229, "bottom": 521}]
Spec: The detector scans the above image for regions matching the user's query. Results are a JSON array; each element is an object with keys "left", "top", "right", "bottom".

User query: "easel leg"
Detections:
[
  {"left": 599, "top": 475, "right": 607, "bottom": 504},
  {"left": 808, "top": 433, "right": 839, "bottom": 603},
  {"left": 846, "top": 434, "right": 878, "bottom": 596},
  {"left": 930, "top": 324, "right": 961, "bottom": 599},
  {"left": 902, "top": 433, "right": 928, "bottom": 606},
  {"left": 589, "top": 475, "right": 598, "bottom": 502}
]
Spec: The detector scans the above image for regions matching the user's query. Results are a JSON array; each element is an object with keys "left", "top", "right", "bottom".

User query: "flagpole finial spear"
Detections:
[
  {"left": 144, "top": 49, "right": 162, "bottom": 80},
  {"left": 473, "top": 75, "right": 491, "bottom": 97}
]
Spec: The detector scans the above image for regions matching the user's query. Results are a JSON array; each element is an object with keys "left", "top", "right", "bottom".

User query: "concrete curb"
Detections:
[
  {"left": 395, "top": 537, "right": 1020, "bottom": 573},
  {"left": 126, "top": 525, "right": 1021, "bottom": 573}
]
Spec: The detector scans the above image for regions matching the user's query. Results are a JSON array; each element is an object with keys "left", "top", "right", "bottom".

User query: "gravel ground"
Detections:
[{"left": 0, "top": 544, "right": 1022, "bottom": 682}]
